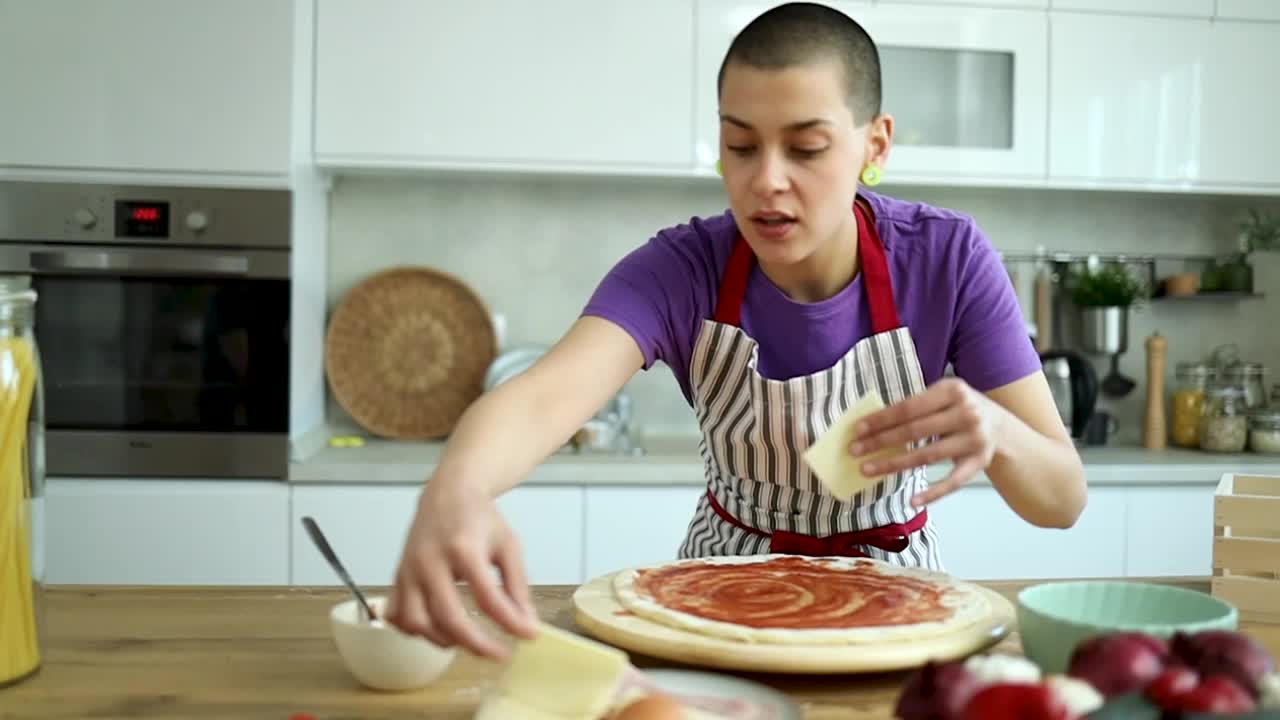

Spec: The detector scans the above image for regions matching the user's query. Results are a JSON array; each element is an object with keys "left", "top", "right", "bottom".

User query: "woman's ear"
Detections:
[{"left": 864, "top": 113, "right": 894, "bottom": 169}]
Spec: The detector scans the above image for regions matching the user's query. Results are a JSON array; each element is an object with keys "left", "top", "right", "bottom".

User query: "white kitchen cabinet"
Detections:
[
  {"left": 694, "top": 1, "right": 1047, "bottom": 182},
  {"left": 1048, "top": 13, "right": 1207, "bottom": 185},
  {"left": 1124, "top": 485, "right": 1215, "bottom": 577},
  {"left": 582, "top": 486, "right": 706, "bottom": 580},
  {"left": 290, "top": 485, "right": 585, "bottom": 587},
  {"left": 927, "top": 485, "right": 1127, "bottom": 581},
  {"left": 1049, "top": 0, "right": 1213, "bottom": 17},
  {"left": 44, "top": 478, "right": 290, "bottom": 585},
  {"left": 1216, "top": 0, "right": 1280, "bottom": 21},
  {"left": 1050, "top": 12, "right": 1280, "bottom": 191},
  {"left": 0, "top": 0, "right": 294, "bottom": 176},
  {"left": 1200, "top": 21, "right": 1280, "bottom": 187},
  {"left": 289, "top": 485, "right": 422, "bottom": 587},
  {"left": 314, "top": 0, "right": 695, "bottom": 172},
  {"left": 879, "top": 0, "right": 1048, "bottom": 7}
]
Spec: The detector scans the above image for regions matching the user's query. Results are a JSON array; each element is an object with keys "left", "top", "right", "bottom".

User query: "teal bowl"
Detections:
[{"left": 1017, "top": 581, "right": 1238, "bottom": 674}]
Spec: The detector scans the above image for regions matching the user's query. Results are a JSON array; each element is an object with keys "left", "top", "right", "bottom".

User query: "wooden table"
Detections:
[{"left": 6, "top": 580, "right": 1278, "bottom": 719}]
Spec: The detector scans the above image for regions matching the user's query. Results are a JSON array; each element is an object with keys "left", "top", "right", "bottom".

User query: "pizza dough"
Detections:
[
  {"left": 613, "top": 554, "right": 990, "bottom": 646},
  {"left": 801, "top": 390, "right": 906, "bottom": 501}
]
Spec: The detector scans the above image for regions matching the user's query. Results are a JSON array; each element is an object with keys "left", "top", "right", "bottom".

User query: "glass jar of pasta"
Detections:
[
  {"left": 1171, "top": 362, "right": 1213, "bottom": 448},
  {"left": 0, "top": 277, "right": 44, "bottom": 687}
]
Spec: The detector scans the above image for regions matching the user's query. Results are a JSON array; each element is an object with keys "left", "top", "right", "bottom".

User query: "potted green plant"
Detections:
[
  {"left": 1220, "top": 208, "right": 1280, "bottom": 293},
  {"left": 1069, "top": 263, "right": 1149, "bottom": 356}
]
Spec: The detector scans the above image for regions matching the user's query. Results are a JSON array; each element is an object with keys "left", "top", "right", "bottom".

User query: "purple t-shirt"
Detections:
[{"left": 581, "top": 190, "right": 1041, "bottom": 405}]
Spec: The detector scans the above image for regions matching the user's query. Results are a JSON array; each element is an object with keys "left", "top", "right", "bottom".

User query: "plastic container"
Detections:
[
  {"left": 1171, "top": 362, "right": 1213, "bottom": 448},
  {"left": 1199, "top": 384, "right": 1249, "bottom": 453},
  {"left": 0, "top": 277, "right": 44, "bottom": 688}
]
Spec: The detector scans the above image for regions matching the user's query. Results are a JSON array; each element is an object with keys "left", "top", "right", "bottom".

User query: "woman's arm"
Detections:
[
  {"left": 980, "top": 372, "right": 1087, "bottom": 528},
  {"left": 429, "top": 315, "right": 645, "bottom": 501},
  {"left": 385, "top": 316, "right": 645, "bottom": 660}
]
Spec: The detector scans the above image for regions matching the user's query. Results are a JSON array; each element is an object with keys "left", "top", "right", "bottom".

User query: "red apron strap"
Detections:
[
  {"left": 713, "top": 235, "right": 755, "bottom": 326},
  {"left": 704, "top": 489, "right": 928, "bottom": 558},
  {"left": 712, "top": 197, "right": 901, "bottom": 333},
  {"left": 854, "top": 197, "right": 901, "bottom": 335}
]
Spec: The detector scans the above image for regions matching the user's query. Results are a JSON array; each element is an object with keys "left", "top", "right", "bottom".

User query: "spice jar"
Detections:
[
  {"left": 1171, "top": 362, "right": 1213, "bottom": 448},
  {"left": 1221, "top": 362, "right": 1267, "bottom": 410},
  {"left": 1249, "top": 410, "right": 1280, "bottom": 455},
  {"left": 1199, "top": 385, "right": 1249, "bottom": 453},
  {"left": 0, "top": 276, "right": 44, "bottom": 687}
]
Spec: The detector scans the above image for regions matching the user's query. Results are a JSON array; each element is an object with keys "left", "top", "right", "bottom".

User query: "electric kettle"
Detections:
[{"left": 1040, "top": 350, "right": 1099, "bottom": 440}]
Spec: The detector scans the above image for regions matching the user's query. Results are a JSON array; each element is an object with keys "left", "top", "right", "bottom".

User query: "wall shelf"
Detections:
[{"left": 1152, "top": 290, "right": 1265, "bottom": 302}]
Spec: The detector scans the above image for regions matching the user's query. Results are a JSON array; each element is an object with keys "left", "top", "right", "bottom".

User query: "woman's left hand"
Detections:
[{"left": 849, "top": 378, "right": 1007, "bottom": 508}]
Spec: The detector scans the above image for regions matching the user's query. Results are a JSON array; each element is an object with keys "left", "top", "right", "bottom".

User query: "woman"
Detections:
[{"left": 384, "top": 1, "right": 1086, "bottom": 661}]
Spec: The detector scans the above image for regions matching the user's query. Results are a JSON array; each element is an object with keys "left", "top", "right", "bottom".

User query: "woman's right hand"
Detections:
[{"left": 384, "top": 483, "right": 539, "bottom": 662}]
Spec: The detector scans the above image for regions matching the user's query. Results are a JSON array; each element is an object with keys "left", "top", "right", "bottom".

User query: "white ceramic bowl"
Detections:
[{"left": 329, "top": 595, "right": 457, "bottom": 691}]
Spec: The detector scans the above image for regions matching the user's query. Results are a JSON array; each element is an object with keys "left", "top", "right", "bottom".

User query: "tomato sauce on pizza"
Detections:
[{"left": 632, "top": 556, "right": 955, "bottom": 630}]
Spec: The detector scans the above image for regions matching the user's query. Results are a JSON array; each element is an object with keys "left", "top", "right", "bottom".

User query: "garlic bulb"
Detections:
[
  {"left": 1044, "top": 674, "right": 1105, "bottom": 716},
  {"left": 962, "top": 654, "right": 1042, "bottom": 685},
  {"left": 1260, "top": 672, "right": 1280, "bottom": 709}
]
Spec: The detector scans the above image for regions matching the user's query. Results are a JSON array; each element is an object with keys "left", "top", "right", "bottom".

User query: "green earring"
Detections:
[
  {"left": 715, "top": 158, "right": 723, "bottom": 177},
  {"left": 861, "top": 165, "right": 882, "bottom": 186}
]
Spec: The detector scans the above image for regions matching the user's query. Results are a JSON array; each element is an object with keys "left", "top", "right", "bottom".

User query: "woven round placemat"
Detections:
[{"left": 325, "top": 266, "right": 497, "bottom": 440}]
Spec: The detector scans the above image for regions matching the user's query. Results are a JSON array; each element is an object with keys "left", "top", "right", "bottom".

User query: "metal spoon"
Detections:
[{"left": 300, "top": 515, "right": 378, "bottom": 623}]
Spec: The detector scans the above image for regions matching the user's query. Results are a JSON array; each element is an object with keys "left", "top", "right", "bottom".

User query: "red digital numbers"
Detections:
[{"left": 131, "top": 207, "right": 159, "bottom": 222}]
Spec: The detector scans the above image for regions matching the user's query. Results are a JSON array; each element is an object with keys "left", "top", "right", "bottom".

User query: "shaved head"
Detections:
[{"left": 717, "top": 2, "right": 882, "bottom": 125}]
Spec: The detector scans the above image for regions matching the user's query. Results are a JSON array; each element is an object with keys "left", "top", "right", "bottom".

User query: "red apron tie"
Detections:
[
  {"left": 704, "top": 489, "right": 928, "bottom": 557},
  {"left": 707, "top": 195, "right": 924, "bottom": 558}
]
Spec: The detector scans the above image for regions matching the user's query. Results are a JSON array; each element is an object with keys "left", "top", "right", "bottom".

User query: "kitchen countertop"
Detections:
[
  {"left": 289, "top": 424, "right": 1280, "bottom": 485},
  {"left": 11, "top": 580, "right": 1278, "bottom": 719}
]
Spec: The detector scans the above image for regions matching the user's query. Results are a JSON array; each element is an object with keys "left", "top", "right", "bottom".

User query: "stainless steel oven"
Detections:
[{"left": 0, "top": 181, "right": 291, "bottom": 479}]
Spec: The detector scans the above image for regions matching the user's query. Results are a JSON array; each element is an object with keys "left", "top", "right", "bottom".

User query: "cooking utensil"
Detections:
[
  {"left": 301, "top": 516, "right": 378, "bottom": 624},
  {"left": 1101, "top": 354, "right": 1136, "bottom": 398}
]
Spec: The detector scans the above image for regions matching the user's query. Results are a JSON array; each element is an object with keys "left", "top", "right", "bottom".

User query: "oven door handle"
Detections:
[{"left": 28, "top": 249, "right": 252, "bottom": 277}]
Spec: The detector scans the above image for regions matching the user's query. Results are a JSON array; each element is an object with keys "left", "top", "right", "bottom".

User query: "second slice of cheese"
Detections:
[
  {"left": 802, "top": 390, "right": 906, "bottom": 502},
  {"left": 489, "top": 622, "right": 630, "bottom": 719}
]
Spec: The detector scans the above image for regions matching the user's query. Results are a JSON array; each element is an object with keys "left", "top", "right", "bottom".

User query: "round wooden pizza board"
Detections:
[{"left": 571, "top": 569, "right": 1016, "bottom": 675}]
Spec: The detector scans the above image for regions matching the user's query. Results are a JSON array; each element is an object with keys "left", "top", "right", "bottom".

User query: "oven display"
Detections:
[{"left": 116, "top": 200, "right": 170, "bottom": 238}]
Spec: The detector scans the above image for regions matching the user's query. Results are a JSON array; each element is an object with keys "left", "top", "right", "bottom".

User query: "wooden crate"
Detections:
[{"left": 1212, "top": 473, "right": 1280, "bottom": 624}]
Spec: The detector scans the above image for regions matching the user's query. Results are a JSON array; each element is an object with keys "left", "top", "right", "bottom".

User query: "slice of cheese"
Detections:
[
  {"left": 802, "top": 390, "right": 906, "bottom": 502},
  {"left": 481, "top": 622, "right": 630, "bottom": 720},
  {"left": 473, "top": 695, "right": 566, "bottom": 720}
]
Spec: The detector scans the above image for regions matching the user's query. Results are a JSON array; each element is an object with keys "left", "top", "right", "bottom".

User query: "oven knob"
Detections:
[
  {"left": 185, "top": 210, "right": 210, "bottom": 233},
  {"left": 72, "top": 208, "right": 97, "bottom": 229}
]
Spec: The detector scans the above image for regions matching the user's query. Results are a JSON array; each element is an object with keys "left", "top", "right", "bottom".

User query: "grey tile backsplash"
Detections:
[{"left": 328, "top": 174, "right": 1280, "bottom": 446}]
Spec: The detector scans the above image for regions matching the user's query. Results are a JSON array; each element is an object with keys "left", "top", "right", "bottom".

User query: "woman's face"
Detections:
[{"left": 718, "top": 58, "right": 889, "bottom": 268}]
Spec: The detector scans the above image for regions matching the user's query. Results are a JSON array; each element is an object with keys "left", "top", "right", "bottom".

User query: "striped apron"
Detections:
[{"left": 676, "top": 197, "right": 943, "bottom": 570}]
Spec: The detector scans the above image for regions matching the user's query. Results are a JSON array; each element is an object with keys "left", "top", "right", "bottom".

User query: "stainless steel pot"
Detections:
[{"left": 1080, "top": 306, "right": 1128, "bottom": 355}]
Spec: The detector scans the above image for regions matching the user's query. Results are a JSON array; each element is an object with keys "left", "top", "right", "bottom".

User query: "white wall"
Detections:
[{"left": 326, "top": 173, "right": 1280, "bottom": 444}]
